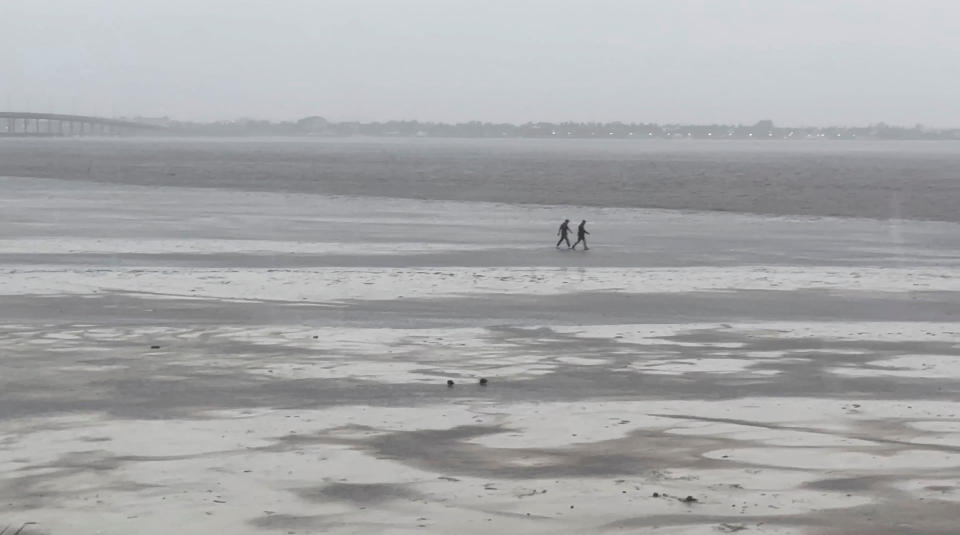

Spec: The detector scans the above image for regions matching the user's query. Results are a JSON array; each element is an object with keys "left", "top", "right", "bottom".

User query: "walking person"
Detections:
[
  {"left": 556, "top": 219, "right": 571, "bottom": 248},
  {"left": 571, "top": 220, "right": 589, "bottom": 250}
]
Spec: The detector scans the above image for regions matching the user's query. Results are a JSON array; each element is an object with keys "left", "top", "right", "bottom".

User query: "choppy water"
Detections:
[{"left": 2, "top": 137, "right": 960, "bottom": 221}]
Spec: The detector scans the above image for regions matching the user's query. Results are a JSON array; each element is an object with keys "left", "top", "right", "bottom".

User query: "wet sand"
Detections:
[{"left": 2, "top": 140, "right": 960, "bottom": 534}]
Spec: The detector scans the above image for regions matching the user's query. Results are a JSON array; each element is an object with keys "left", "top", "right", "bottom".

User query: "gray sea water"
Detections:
[{"left": 2, "top": 137, "right": 960, "bottom": 222}]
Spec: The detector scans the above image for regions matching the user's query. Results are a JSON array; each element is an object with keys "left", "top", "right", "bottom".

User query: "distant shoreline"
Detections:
[
  {"left": 4, "top": 115, "right": 958, "bottom": 140},
  {"left": 132, "top": 123, "right": 960, "bottom": 141},
  {"left": 3, "top": 132, "right": 958, "bottom": 140}
]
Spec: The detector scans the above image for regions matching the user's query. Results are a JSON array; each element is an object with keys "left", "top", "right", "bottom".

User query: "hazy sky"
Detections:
[{"left": 3, "top": 0, "right": 959, "bottom": 126}]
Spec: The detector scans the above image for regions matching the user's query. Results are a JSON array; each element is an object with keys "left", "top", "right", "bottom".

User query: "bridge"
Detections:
[{"left": 0, "top": 112, "right": 168, "bottom": 136}]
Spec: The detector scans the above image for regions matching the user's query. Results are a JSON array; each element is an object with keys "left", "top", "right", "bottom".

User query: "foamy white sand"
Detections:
[
  {"left": 829, "top": 354, "right": 960, "bottom": 379},
  {"left": 6, "top": 394, "right": 956, "bottom": 535},
  {"left": 7, "top": 322, "right": 960, "bottom": 388},
  {"left": 2, "top": 265, "right": 958, "bottom": 302}
]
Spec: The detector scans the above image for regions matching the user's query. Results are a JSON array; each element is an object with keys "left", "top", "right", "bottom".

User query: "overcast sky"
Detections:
[{"left": 3, "top": 0, "right": 959, "bottom": 126}]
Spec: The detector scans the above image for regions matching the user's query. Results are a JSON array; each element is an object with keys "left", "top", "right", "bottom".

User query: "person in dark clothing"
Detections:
[
  {"left": 556, "top": 219, "right": 571, "bottom": 248},
  {"left": 571, "top": 220, "right": 589, "bottom": 250}
]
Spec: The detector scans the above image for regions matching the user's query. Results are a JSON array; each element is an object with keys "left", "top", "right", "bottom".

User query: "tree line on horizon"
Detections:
[{"left": 134, "top": 116, "right": 960, "bottom": 140}]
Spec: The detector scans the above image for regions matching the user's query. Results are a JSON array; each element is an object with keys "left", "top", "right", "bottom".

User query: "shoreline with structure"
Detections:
[{"left": 2, "top": 113, "right": 958, "bottom": 139}]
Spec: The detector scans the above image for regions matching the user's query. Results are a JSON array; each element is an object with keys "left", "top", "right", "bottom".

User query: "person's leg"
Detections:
[
  {"left": 583, "top": 237, "right": 589, "bottom": 250},
  {"left": 571, "top": 238, "right": 580, "bottom": 249}
]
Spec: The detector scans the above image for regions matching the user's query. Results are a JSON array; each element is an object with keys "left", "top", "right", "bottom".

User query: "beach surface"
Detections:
[{"left": 2, "top": 138, "right": 960, "bottom": 534}]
